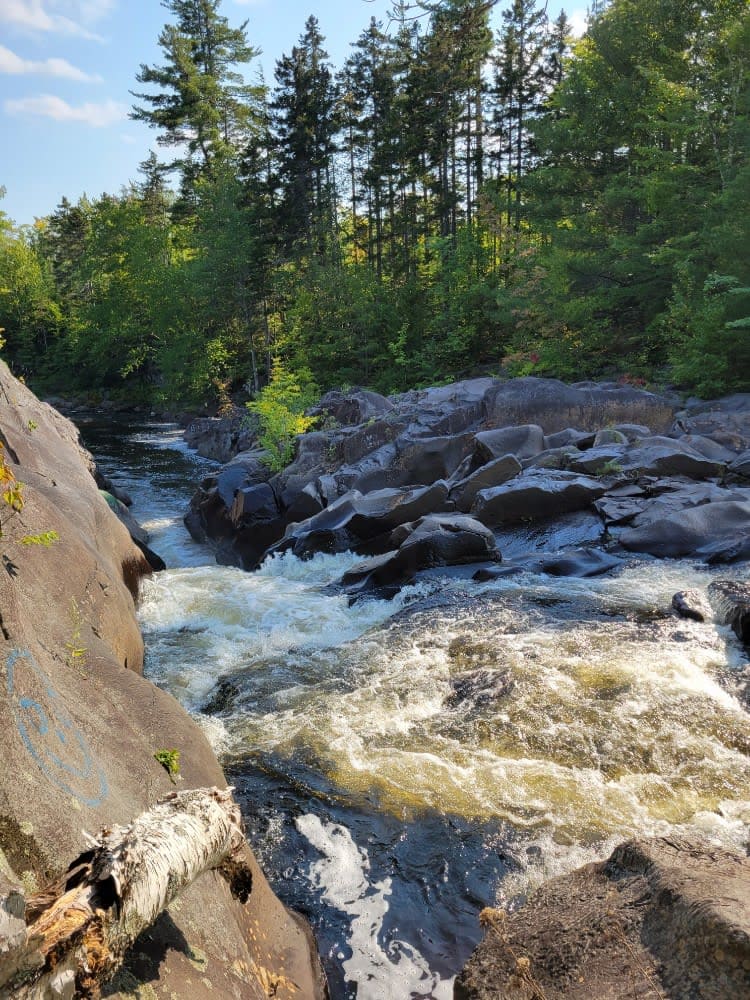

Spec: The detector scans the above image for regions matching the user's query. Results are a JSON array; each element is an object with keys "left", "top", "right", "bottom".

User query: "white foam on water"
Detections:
[{"left": 296, "top": 814, "right": 453, "bottom": 1000}]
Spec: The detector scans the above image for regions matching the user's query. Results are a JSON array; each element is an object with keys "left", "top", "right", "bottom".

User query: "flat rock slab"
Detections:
[
  {"left": 455, "top": 837, "right": 750, "bottom": 1000},
  {"left": 472, "top": 471, "right": 606, "bottom": 527}
]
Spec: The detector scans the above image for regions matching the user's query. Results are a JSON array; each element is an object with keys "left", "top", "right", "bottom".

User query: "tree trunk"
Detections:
[{"left": 0, "top": 787, "right": 251, "bottom": 999}]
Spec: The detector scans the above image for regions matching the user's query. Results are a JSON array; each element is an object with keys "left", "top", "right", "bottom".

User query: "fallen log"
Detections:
[{"left": 0, "top": 787, "right": 251, "bottom": 999}]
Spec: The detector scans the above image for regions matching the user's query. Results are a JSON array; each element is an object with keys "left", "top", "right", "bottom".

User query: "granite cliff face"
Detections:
[{"left": 0, "top": 362, "right": 325, "bottom": 999}]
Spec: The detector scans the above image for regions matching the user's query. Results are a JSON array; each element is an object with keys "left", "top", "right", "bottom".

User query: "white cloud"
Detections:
[
  {"left": 0, "top": 43, "right": 101, "bottom": 80},
  {"left": 4, "top": 93, "right": 126, "bottom": 126},
  {"left": 120, "top": 132, "right": 136, "bottom": 144},
  {"left": 0, "top": 0, "right": 115, "bottom": 40},
  {"left": 568, "top": 9, "right": 589, "bottom": 38}
]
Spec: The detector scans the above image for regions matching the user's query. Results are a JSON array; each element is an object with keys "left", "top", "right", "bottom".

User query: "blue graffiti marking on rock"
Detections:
[{"left": 6, "top": 649, "right": 109, "bottom": 807}]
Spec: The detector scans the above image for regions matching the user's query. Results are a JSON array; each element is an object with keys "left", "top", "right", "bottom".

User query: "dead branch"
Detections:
[{"left": 0, "top": 787, "right": 251, "bottom": 999}]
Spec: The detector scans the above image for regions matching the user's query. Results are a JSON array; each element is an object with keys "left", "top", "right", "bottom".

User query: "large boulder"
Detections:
[
  {"left": 310, "top": 387, "right": 394, "bottom": 426},
  {"left": 483, "top": 377, "right": 676, "bottom": 434},
  {"left": 673, "top": 394, "right": 750, "bottom": 453},
  {"left": 341, "top": 514, "right": 500, "bottom": 595},
  {"left": 0, "top": 362, "right": 325, "bottom": 999},
  {"left": 474, "top": 425, "right": 545, "bottom": 463},
  {"left": 449, "top": 455, "right": 523, "bottom": 512},
  {"left": 618, "top": 436, "right": 726, "bottom": 479},
  {"left": 618, "top": 500, "right": 750, "bottom": 559},
  {"left": 183, "top": 409, "right": 257, "bottom": 463},
  {"left": 472, "top": 470, "right": 607, "bottom": 526},
  {"left": 455, "top": 837, "right": 750, "bottom": 1000}
]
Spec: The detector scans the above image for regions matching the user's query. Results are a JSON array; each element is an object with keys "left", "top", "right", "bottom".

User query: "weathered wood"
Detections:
[{"left": 0, "top": 787, "right": 250, "bottom": 999}]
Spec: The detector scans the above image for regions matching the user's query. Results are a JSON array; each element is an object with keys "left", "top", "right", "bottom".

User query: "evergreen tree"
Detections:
[
  {"left": 271, "top": 16, "right": 338, "bottom": 255},
  {"left": 131, "top": 0, "right": 262, "bottom": 188}
]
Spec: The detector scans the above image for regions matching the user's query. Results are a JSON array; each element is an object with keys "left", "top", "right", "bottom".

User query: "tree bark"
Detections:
[{"left": 0, "top": 787, "right": 251, "bottom": 999}]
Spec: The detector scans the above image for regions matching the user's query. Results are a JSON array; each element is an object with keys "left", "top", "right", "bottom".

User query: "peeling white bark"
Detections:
[{"left": 0, "top": 787, "right": 250, "bottom": 999}]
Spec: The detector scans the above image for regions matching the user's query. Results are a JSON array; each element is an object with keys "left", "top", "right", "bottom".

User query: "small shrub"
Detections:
[
  {"left": 245, "top": 360, "right": 318, "bottom": 472},
  {"left": 154, "top": 748, "right": 181, "bottom": 783}
]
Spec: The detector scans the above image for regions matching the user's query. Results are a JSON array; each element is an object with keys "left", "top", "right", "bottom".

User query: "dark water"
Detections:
[{"left": 82, "top": 416, "right": 750, "bottom": 1000}]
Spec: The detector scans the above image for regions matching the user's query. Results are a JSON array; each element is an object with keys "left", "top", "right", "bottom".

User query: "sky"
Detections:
[{"left": 0, "top": 0, "right": 587, "bottom": 227}]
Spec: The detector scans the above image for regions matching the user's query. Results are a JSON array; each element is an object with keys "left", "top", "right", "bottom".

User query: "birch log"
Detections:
[{"left": 0, "top": 787, "right": 251, "bottom": 999}]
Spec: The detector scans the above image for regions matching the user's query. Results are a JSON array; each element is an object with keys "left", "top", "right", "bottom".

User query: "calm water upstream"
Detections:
[{"left": 82, "top": 417, "right": 750, "bottom": 1000}]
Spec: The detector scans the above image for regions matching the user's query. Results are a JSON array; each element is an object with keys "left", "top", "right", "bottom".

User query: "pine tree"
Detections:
[{"left": 131, "top": 0, "right": 262, "bottom": 188}]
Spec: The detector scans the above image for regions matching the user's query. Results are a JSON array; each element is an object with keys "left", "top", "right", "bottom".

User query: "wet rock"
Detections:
[
  {"left": 472, "top": 470, "right": 606, "bottom": 527},
  {"left": 446, "top": 669, "right": 514, "bottom": 707},
  {"left": 672, "top": 589, "right": 713, "bottom": 622},
  {"left": 707, "top": 580, "right": 750, "bottom": 644},
  {"left": 341, "top": 514, "right": 500, "bottom": 595},
  {"left": 230, "top": 482, "right": 279, "bottom": 525},
  {"left": 449, "top": 455, "right": 522, "bottom": 512},
  {"left": 455, "top": 837, "right": 750, "bottom": 1000},
  {"left": 0, "top": 362, "right": 326, "bottom": 999},
  {"left": 619, "top": 500, "right": 750, "bottom": 559},
  {"left": 532, "top": 547, "right": 623, "bottom": 578}
]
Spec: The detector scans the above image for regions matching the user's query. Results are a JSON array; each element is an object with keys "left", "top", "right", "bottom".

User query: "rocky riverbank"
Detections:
[
  {"left": 0, "top": 361, "right": 325, "bottom": 999},
  {"left": 184, "top": 377, "right": 750, "bottom": 595}
]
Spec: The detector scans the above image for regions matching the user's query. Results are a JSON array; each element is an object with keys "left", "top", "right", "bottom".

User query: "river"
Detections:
[{"left": 81, "top": 417, "right": 750, "bottom": 1000}]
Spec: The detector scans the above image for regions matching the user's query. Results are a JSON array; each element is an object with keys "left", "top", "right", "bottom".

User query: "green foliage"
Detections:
[
  {"left": 1, "top": 0, "right": 747, "bottom": 403},
  {"left": 20, "top": 530, "right": 59, "bottom": 546},
  {"left": 246, "top": 360, "right": 318, "bottom": 471},
  {"left": 154, "top": 748, "right": 181, "bottom": 783}
]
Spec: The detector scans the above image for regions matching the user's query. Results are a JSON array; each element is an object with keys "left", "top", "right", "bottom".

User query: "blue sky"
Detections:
[{"left": 0, "top": 0, "right": 586, "bottom": 226}]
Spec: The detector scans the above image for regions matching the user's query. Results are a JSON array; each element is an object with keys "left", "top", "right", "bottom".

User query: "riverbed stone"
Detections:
[
  {"left": 619, "top": 500, "right": 750, "bottom": 559},
  {"left": 341, "top": 514, "right": 500, "bottom": 595},
  {"left": 730, "top": 448, "right": 750, "bottom": 479},
  {"left": 455, "top": 837, "right": 750, "bottom": 1000},
  {"left": 310, "top": 387, "right": 394, "bottom": 426},
  {"left": 471, "top": 470, "right": 606, "bottom": 526},
  {"left": 672, "top": 589, "right": 713, "bottom": 623}
]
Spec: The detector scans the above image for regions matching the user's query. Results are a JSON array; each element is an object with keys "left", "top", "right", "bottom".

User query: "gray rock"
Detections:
[
  {"left": 708, "top": 580, "right": 750, "bottom": 644},
  {"left": 483, "top": 377, "right": 675, "bottom": 434},
  {"left": 532, "top": 547, "right": 623, "bottom": 577},
  {"left": 567, "top": 445, "right": 627, "bottom": 476},
  {"left": 524, "top": 445, "right": 583, "bottom": 471},
  {"left": 620, "top": 436, "right": 724, "bottom": 479},
  {"left": 544, "top": 428, "right": 596, "bottom": 450},
  {"left": 449, "top": 454, "right": 522, "bottom": 512},
  {"left": 593, "top": 428, "right": 628, "bottom": 446},
  {"left": 611, "top": 422, "right": 652, "bottom": 441},
  {"left": 230, "top": 483, "right": 280, "bottom": 525},
  {"left": 341, "top": 514, "right": 500, "bottom": 595},
  {"left": 455, "top": 837, "right": 750, "bottom": 1000},
  {"left": 619, "top": 500, "right": 750, "bottom": 559},
  {"left": 474, "top": 424, "right": 545, "bottom": 463},
  {"left": 672, "top": 589, "right": 713, "bottom": 622},
  {"left": 472, "top": 470, "right": 606, "bottom": 526},
  {"left": 310, "top": 388, "right": 394, "bottom": 426},
  {"left": 730, "top": 449, "right": 750, "bottom": 478},
  {"left": 679, "top": 434, "right": 738, "bottom": 464}
]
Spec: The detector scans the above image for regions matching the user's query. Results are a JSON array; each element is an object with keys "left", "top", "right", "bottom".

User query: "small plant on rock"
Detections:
[{"left": 245, "top": 359, "right": 318, "bottom": 472}]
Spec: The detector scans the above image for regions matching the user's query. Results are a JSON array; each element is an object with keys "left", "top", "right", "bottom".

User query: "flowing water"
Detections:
[{"left": 82, "top": 418, "right": 750, "bottom": 1000}]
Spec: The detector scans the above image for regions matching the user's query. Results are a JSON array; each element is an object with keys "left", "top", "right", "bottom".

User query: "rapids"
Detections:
[{"left": 82, "top": 418, "right": 750, "bottom": 1000}]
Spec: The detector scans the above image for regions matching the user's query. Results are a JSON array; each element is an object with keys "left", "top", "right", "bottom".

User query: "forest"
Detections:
[{"left": 0, "top": 0, "right": 748, "bottom": 409}]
